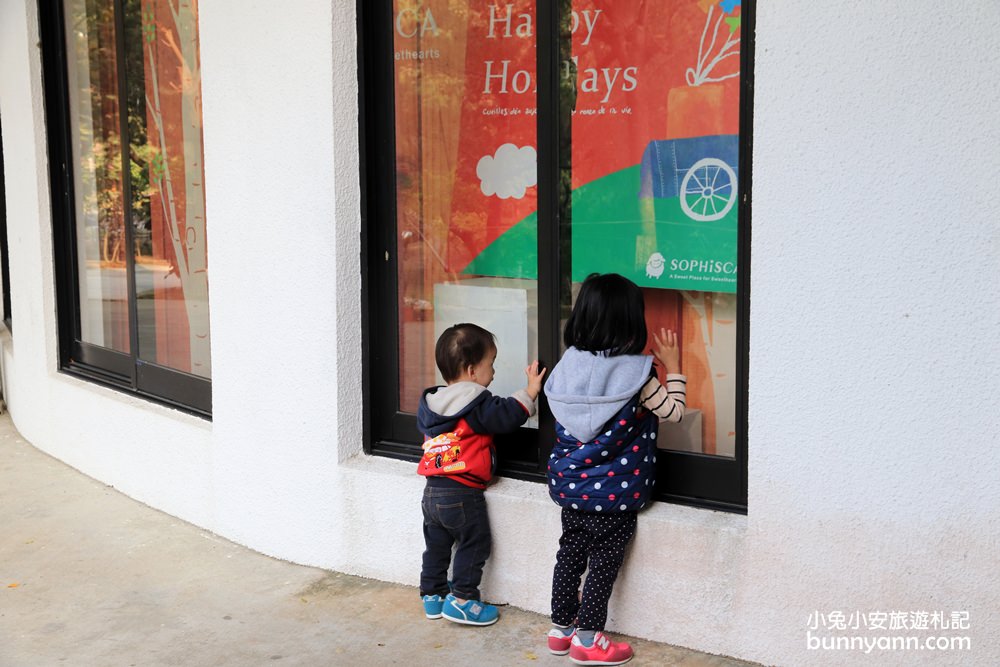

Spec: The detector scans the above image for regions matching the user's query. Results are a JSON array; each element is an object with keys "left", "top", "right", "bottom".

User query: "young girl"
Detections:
[{"left": 543, "top": 273, "right": 686, "bottom": 666}]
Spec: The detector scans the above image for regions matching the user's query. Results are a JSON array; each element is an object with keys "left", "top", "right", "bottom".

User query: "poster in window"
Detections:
[{"left": 393, "top": 1, "right": 743, "bottom": 456}]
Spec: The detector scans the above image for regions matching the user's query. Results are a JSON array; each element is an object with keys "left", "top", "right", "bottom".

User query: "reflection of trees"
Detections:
[
  {"left": 70, "top": 0, "right": 155, "bottom": 264},
  {"left": 395, "top": 0, "right": 472, "bottom": 297},
  {"left": 138, "top": 0, "right": 210, "bottom": 374},
  {"left": 125, "top": 0, "right": 154, "bottom": 256},
  {"left": 71, "top": 0, "right": 209, "bottom": 372},
  {"left": 70, "top": 0, "right": 126, "bottom": 266},
  {"left": 95, "top": 136, "right": 126, "bottom": 264}
]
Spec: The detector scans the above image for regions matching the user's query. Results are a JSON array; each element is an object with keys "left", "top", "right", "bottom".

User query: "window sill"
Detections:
[
  {"left": 53, "top": 368, "right": 213, "bottom": 430},
  {"left": 341, "top": 451, "right": 747, "bottom": 532}
]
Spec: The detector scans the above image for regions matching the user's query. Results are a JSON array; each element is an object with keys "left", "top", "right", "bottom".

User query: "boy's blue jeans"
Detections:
[{"left": 420, "top": 484, "right": 492, "bottom": 601}]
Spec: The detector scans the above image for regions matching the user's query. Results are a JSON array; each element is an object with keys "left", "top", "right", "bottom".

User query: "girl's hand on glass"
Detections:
[
  {"left": 651, "top": 328, "right": 681, "bottom": 375},
  {"left": 525, "top": 360, "right": 546, "bottom": 399}
]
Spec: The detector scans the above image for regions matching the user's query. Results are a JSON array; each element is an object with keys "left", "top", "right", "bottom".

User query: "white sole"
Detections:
[
  {"left": 569, "top": 656, "right": 633, "bottom": 666},
  {"left": 425, "top": 613, "right": 442, "bottom": 619},
  {"left": 442, "top": 613, "right": 499, "bottom": 626},
  {"left": 548, "top": 633, "right": 574, "bottom": 655}
]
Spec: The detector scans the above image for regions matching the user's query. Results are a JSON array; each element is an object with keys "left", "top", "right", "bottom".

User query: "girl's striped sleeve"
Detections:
[{"left": 639, "top": 374, "right": 687, "bottom": 422}]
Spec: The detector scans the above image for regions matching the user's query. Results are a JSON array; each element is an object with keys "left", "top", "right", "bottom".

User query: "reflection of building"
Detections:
[{"left": 2, "top": 2, "right": 999, "bottom": 666}]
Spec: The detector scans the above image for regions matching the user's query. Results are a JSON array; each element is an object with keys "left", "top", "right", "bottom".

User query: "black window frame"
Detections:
[
  {"left": 360, "top": 1, "right": 751, "bottom": 512},
  {"left": 1, "top": 113, "right": 10, "bottom": 332},
  {"left": 38, "top": 0, "right": 211, "bottom": 417}
]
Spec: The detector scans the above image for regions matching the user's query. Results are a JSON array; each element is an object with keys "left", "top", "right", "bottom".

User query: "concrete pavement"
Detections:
[{"left": 0, "top": 414, "right": 756, "bottom": 666}]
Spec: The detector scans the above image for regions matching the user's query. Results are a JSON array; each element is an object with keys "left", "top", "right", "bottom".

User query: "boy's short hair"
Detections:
[{"left": 435, "top": 323, "right": 497, "bottom": 382}]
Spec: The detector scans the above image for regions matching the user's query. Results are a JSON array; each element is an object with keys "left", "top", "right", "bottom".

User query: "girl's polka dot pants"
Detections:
[{"left": 550, "top": 506, "right": 638, "bottom": 631}]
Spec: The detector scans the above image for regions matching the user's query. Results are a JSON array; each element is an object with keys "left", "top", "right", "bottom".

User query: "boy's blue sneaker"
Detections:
[
  {"left": 441, "top": 593, "right": 499, "bottom": 626},
  {"left": 422, "top": 594, "right": 445, "bottom": 619}
]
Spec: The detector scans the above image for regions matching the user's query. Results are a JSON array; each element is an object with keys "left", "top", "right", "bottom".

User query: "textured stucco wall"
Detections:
[
  {"left": 196, "top": 0, "right": 345, "bottom": 566},
  {"left": 742, "top": 1, "right": 1000, "bottom": 663},
  {"left": 1, "top": 1, "right": 998, "bottom": 665}
]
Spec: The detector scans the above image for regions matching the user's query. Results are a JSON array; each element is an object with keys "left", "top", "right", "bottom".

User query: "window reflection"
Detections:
[
  {"left": 65, "top": 0, "right": 130, "bottom": 352},
  {"left": 394, "top": 2, "right": 538, "bottom": 416},
  {"left": 63, "top": 0, "right": 211, "bottom": 377}
]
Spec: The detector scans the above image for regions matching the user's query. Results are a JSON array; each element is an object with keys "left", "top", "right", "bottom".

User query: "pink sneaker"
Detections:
[
  {"left": 568, "top": 632, "right": 634, "bottom": 666},
  {"left": 547, "top": 627, "right": 576, "bottom": 655}
]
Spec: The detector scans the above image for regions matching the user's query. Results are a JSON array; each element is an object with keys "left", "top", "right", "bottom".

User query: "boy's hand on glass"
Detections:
[
  {"left": 524, "top": 360, "right": 546, "bottom": 399},
  {"left": 651, "top": 328, "right": 681, "bottom": 375}
]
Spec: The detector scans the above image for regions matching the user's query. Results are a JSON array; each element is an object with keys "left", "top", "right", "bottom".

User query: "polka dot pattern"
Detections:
[
  {"left": 550, "top": 507, "right": 638, "bottom": 631},
  {"left": 548, "top": 395, "right": 659, "bottom": 513}
]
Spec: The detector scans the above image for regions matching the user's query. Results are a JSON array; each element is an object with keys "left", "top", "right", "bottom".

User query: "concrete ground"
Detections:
[{"left": 0, "top": 414, "right": 755, "bottom": 667}]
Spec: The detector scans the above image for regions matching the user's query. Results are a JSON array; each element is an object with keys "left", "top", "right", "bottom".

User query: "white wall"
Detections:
[
  {"left": 744, "top": 2, "right": 1000, "bottom": 663},
  {"left": 1, "top": 1, "right": 998, "bottom": 666}
]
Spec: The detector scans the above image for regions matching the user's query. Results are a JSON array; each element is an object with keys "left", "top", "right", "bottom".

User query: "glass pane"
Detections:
[
  {"left": 64, "top": 0, "right": 130, "bottom": 352},
  {"left": 393, "top": 2, "right": 538, "bottom": 420},
  {"left": 560, "top": 1, "right": 743, "bottom": 457},
  {"left": 127, "top": 0, "right": 211, "bottom": 378}
]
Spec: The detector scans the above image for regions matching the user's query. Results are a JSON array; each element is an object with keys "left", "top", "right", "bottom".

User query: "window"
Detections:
[
  {"left": 1, "top": 113, "right": 10, "bottom": 331},
  {"left": 362, "top": 1, "right": 751, "bottom": 510},
  {"left": 40, "top": 0, "right": 211, "bottom": 415}
]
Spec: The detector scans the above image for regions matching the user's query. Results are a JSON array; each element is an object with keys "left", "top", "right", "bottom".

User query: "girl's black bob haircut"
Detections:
[
  {"left": 435, "top": 322, "right": 497, "bottom": 382},
  {"left": 564, "top": 273, "right": 647, "bottom": 356}
]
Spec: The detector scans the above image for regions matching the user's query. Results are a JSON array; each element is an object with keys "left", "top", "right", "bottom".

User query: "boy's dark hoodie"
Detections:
[{"left": 417, "top": 382, "right": 536, "bottom": 489}]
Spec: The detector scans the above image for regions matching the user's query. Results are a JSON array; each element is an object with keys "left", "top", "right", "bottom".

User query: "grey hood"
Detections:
[
  {"left": 544, "top": 347, "right": 653, "bottom": 442},
  {"left": 424, "top": 382, "right": 488, "bottom": 416}
]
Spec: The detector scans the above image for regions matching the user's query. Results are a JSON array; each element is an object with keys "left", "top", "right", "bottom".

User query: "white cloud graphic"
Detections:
[{"left": 476, "top": 144, "right": 537, "bottom": 200}]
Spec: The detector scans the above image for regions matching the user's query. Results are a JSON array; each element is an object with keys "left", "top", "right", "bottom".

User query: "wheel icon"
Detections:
[{"left": 680, "top": 158, "right": 737, "bottom": 221}]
